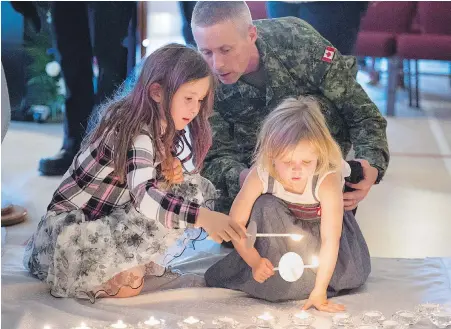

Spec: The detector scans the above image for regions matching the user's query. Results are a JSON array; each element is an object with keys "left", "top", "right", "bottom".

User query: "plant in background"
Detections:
[
  {"left": 23, "top": 8, "right": 66, "bottom": 123},
  {"left": 24, "top": 29, "right": 65, "bottom": 123}
]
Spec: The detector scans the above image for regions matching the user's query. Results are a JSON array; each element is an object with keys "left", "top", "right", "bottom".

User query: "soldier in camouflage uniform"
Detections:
[
  {"left": 192, "top": 2, "right": 389, "bottom": 214},
  {"left": 191, "top": 2, "right": 389, "bottom": 306}
]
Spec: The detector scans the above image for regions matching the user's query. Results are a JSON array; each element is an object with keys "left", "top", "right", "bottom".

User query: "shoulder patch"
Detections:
[{"left": 321, "top": 46, "right": 336, "bottom": 63}]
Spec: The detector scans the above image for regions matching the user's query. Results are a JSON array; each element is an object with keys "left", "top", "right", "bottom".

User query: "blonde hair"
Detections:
[{"left": 254, "top": 96, "right": 342, "bottom": 179}]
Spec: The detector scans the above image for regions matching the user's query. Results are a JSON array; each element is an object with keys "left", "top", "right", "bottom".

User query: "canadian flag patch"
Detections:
[{"left": 322, "top": 46, "right": 336, "bottom": 63}]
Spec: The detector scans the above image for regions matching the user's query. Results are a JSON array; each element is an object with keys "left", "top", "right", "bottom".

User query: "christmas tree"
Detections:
[{"left": 23, "top": 7, "right": 65, "bottom": 123}]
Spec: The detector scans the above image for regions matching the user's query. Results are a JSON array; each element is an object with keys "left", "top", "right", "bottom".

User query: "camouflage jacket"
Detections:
[{"left": 202, "top": 17, "right": 389, "bottom": 213}]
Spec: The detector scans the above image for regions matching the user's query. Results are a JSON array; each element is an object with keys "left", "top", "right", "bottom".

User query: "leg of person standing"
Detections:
[
  {"left": 178, "top": 1, "right": 197, "bottom": 47},
  {"left": 39, "top": 2, "right": 94, "bottom": 176},
  {"left": 91, "top": 2, "right": 134, "bottom": 106}
]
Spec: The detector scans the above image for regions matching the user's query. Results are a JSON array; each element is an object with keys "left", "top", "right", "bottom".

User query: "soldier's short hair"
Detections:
[{"left": 191, "top": 1, "right": 253, "bottom": 33}]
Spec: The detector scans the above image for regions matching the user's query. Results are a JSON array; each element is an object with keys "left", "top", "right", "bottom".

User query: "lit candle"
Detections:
[
  {"left": 254, "top": 312, "right": 278, "bottom": 328},
  {"left": 290, "top": 234, "right": 303, "bottom": 241},
  {"left": 294, "top": 311, "right": 310, "bottom": 320},
  {"left": 212, "top": 317, "right": 239, "bottom": 329},
  {"left": 393, "top": 310, "right": 419, "bottom": 325},
  {"left": 332, "top": 313, "right": 352, "bottom": 326},
  {"left": 258, "top": 313, "right": 274, "bottom": 321},
  {"left": 72, "top": 323, "right": 92, "bottom": 329},
  {"left": 177, "top": 316, "right": 204, "bottom": 329},
  {"left": 143, "top": 316, "right": 163, "bottom": 327},
  {"left": 311, "top": 256, "right": 319, "bottom": 267},
  {"left": 292, "top": 311, "right": 315, "bottom": 326},
  {"left": 184, "top": 317, "right": 200, "bottom": 325},
  {"left": 110, "top": 320, "right": 128, "bottom": 328},
  {"left": 215, "top": 317, "right": 235, "bottom": 324},
  {"left": 429, "top": 310, "right": 451, "bottom": 328},
  {"left": 362, "top": 310, "right": 384, "bottom": 324},
  {"left": 381, "top": 320, "right": 402, "bottom": 329},
  {"left": 44, "top": 326, "right": 52, "bottom": 329},
  {"left": 416, "top": 302, "right": 440, "bottom": 315}
]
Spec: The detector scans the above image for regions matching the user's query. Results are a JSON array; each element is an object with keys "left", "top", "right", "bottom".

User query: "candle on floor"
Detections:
[
  {"left": 212, "top": 316, "right": 239, "bottom": 329},
  {"left": 258, "top": 313, "right": 274, "bottom": 321},
  {"left": 110, "top": 320, "right": 128, "bottom": 329},
  {"left": 138, "top": 316, "right": 164, "bottom": 328},
  {"left": 291, "top": 311, "right": 315, "bottom": 326},
  {"left": 381, "top": 320, "right": 403, "bottom": 329},
  {"left": 177, "top": 316, "right": 204, "bottom": 329},
  {"left": 253, "top": 312, "right": 278, "bottom": 328},
  {"left": 416, "top": 303, "right": 441, "bottom": 316},
  {"left": 332, "top": 313, "right": 353, "bottom": 326},
  {"left": 429, "top": 309, "right": 451, "bottom": 328},
  {"left": 393, "top": 310, "right": 420, "bottom": 325},
  {"left": 71, "top": 323, "right": 93, "bottom": 329},
  {"left": 184, "top": 317, "right": 200, "bottom": 325},
  {"left": 362, "top": 310, "right": 384, "bottom": 324}
]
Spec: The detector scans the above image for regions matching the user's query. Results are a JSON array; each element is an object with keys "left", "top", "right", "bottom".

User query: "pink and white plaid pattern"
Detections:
[{"left": 48, "top": 129, "right": 199, "bottom": 229}]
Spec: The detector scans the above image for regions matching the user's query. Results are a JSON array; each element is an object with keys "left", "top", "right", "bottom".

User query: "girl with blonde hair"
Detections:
[{"left": 205, "top": 96, "right": 370, "bottom": 312}]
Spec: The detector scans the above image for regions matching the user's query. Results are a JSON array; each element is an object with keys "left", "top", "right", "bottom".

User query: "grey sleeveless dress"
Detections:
[{"left": 204, "top": 173, "right": 371, "bottom": 302}]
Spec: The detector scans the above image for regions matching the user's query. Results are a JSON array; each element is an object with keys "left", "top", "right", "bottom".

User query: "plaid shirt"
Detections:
[{"left": 48, "top": 129, "right": 200, "bottom": 229}]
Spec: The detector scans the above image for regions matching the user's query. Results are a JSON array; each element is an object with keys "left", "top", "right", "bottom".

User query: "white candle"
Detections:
[
  {"left": 381, "top": 320, "right": 400, "bottom": 328},
  {"left": 423, "top": 303, "right": 438, "bottom": 309},
  {"left": 184, "top": 317, "right": 200, "bottom": 325},
  {"left": 216, "top": 317, "right": 235, "bottom": 324},
  {"left": 292, "top": 310, "right": 315, "bottom": 326},
  {"left": 332, "top": 312, "right": 352, "bottom": 326},
  {"left": 258, "top": 312, "right": 274, "bottom": 321},
  {"left": 334, "top": 313, "right": 350, "bottom": 319},
  {"left": 44, "top": 326, "right": 52, "bottom": 329},
  {"left": 74, "top": 323, "right": 92, "bottom": 329},
  {"left": 294, "top": 311, "right": 311, "bottom": 320},
  {"left": 144, "top": 317, "right": 162, "bottom": 327},
  {"left": 394, "top": 310, "right": 419, "bottom": 325},
  {"left": 111, "top": 320, "right": 128, "bottom": 328}
]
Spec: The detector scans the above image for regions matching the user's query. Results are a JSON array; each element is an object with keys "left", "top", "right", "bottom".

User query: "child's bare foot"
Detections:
[{"left": 98, "top": 265, "right": 145, "bottom": 298}]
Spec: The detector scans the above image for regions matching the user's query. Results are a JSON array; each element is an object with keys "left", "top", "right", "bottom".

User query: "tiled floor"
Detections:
[{"left": 2, "top": 5, "right": 451, "bottom": 259}]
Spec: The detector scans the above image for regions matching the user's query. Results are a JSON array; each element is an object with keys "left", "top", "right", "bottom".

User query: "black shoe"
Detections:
[{"left": 38, "top": 149, "right": 76, "bottom": 176}]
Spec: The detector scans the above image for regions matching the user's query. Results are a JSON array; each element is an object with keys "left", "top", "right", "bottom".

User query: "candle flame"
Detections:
[
  {"left": 258, "top": 312, "right": 274, "bottom": 321},
  {"left": 184, "top": 316, "right": 200, "bottom": 325},
  {"left": 290, "top": 234, "right": 303, "bottom": 241},
  {"left": 295, "top": 311, "right": 311, "bottom": 319},
  {"left": 311, "top": 256, "right": 319, "bottom": 267},
  {"left": 144, "top": 316, "right": 162, "bottom": 326}
]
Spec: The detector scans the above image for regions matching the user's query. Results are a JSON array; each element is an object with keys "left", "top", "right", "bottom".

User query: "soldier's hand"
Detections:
[{"left": 343, "top": 159, "right": 378, "bottom": 211}]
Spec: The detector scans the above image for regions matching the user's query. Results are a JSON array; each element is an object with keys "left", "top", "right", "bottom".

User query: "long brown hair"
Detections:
[{"left": 85, "top": 43, "right": 215, "bottom": 183}]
